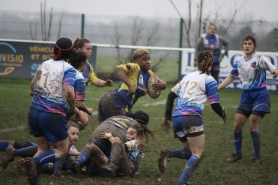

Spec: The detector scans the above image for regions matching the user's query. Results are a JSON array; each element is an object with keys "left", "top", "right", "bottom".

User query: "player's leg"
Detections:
[
  {"left": 158, "top": 116, "right": 192, "bottom": 173},
  {"left": 248, "top": 88, "right": 270, "bottom": 164},
  {"left": 176, "top": 133, "right": 204, "bottom": 185},
  {"left": 100, "top": 137, "right": 130, "bottom": 177},
  {"left": 226, "top": 91, "right": 251, "bottom": 162}
]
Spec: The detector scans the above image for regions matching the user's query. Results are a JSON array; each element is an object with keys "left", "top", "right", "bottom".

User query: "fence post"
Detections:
[
  {"left": 178, "top": 18, "right": 183, "bottom": 80},
  {"left": 81, "top": 14, "right": 85, "bottom": 38}
]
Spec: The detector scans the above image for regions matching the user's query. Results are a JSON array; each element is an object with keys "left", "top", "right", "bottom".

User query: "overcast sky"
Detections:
[{"left": 0, "top": 0, "right": 277, "bottom": 22}]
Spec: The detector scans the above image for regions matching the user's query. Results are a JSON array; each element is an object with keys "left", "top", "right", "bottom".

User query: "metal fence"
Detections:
[
  {"left": 1, "top": 10, "right": 277, "bottom": 82},
  {"left": 1, "top": 10, "right": 277, "bottom": 50}
]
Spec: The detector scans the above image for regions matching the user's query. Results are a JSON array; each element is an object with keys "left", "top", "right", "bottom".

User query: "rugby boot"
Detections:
[
  {"left": 69, "top": 160, "right": 81, "bottom": 174},
  {"left": 158, "top": 148, "right": 170, "bottom": 173},
  {"left": 250, "top": 155, "right": 263, "bottom": 164},
  {"left": 100, "top": 163, "right": 116, "bottom": 177},
  {"left": 226, "top": 153, "right": 242, "bottom": 162},
  {"left": 2, "top": 146, "right": 16, "bottom": 170},
  {"left": 17, "top": 157, "right": 26, "bottom": 170},
  {"left": 24, "top": 157, "right": 36, "bottom": 185}
]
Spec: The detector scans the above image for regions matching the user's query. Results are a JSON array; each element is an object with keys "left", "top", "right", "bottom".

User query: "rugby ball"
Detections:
[{"left": 147, "top": 75, "right": 161, "bottom": 99}]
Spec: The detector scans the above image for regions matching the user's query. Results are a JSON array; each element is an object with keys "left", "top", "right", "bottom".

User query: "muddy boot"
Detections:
[
  {"left": 2, "top": 145, "right": 16, "bottom": 170},
  {"left": 158, "top": 148, "right": 170, "bottom": 173},
  {"left": 102, "top": 141, "right": 130, "bottom": 177}
]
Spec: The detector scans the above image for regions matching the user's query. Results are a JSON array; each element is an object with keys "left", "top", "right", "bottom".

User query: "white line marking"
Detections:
[
  {"left": 143, "top": 100, "right": 166, "bottom": 107},
  {"left": 0, "top": 125, "right": 26, "bottom": 133}
]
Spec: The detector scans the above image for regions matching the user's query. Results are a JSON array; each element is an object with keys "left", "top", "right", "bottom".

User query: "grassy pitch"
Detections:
[{"left": 0, "top": 77, "right": 278, "bottom": 185}]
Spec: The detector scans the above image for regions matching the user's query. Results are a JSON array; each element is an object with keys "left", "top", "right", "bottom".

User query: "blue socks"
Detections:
[
  {"left": 177, "top": 156, "right": 200, "bottom": 185},
  {"left": 169, "top": 148, "right": 192, "bottom": 159},
  {"left": 34, "top": 149, "right": 60, "bottom": 165},
  {"left": 76, "top": 148, "right": 91, "bottom": 165},
  {"left": 0, "top": 141, "right": 9, "bottom": 151},
  {"left": 234, "top": 131, "right": 242, "bottom": 154},
  {"left": 251, "top": 130, "right": 260, "bottom": 157}
]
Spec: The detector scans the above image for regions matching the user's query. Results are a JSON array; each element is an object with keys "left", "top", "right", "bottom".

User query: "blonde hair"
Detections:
[{"left": 132, "top": 48, "right": 149, "bottom": 61}]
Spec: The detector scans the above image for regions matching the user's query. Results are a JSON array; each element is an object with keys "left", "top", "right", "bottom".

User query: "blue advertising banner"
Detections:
[
  {"left": 0, "top": 39, "right": 98, "bottom": 79},
  {"left": 0, "top": 39, "right": 55, "bottom": 78}
]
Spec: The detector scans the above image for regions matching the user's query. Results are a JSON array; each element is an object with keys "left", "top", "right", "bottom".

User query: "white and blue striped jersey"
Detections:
[
  {"left": 230, "top": 53, "right": 276, "bottom": 90},
  {"left": 172, "top": 70, "right": 220, "bottom": 118}
]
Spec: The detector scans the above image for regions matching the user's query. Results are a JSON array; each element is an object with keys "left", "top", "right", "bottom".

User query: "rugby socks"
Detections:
[
  {"left": 52, "top": 159, "right": 64, "bottom": 176},
  {"left": 15, "top": 146, "right": 37, "bottom": 157},
  {"left": 14, "top": 141, "right": 35, "bottom": 149},
  {"left": 169, "top": 148, "right": 192, "bottom": 159},
  {"left": 0, "top": 141, "right": 9, "bottom": 151},
  {"left": 76, "top": 148, "right": 91, "bottom": 165},
  {"left": 34, "top": 149, "right": 61, "bottom": 165},
  {"left": 177, "top": 156, "right": 200, "bottom": 184},
  {"left": 251, "top": 130, "right": 260, "bottom": 157},
  {"left": 108, "top": 142, "right": 123, "bottom": 166},
  {"left": 41, "top": 162, "right": 55, "bottom": 174},
  {"left": 234, "top": 131, "right": 242, "bottom": 154}
]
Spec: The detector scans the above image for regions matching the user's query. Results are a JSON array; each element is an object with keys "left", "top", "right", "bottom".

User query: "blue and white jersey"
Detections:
[
  {"left": 202, "top": 34, "right": 220, "bottom": 63},
  {"left": 230, "top": 53, "right": 276, "bottom": 91},
  {"left": 74, "top": 71, "right": 86, "bottom": 101},
  {"left": 30, "top": 59, "right": 77, "bottom": 116},
  {"left": 125, "top": 139, "right": 144, "bottom": 176},
  {"left": 172, "top": 70, "right": 220, "bottom": 118}
]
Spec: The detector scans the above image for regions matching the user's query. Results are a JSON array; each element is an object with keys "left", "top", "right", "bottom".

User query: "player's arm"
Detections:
[
  {"left": 68, "top": 149, "right": 80, "bottom": 156},
  {"left": 29, "top": 77, "right": 36, "bottom": 96},
  {"left": 114, "top": 66, "right": 135, "bottom": 96},
  {"left": 218, "top": 76, "right": 234, "bottom": 90},
  {"left": 76, "top": 100, "right": 93, "bottom": 115},
  {"left": 64, "top": 86, "right": 80, "bottom": 119},
  {"left": 92, "top": 79, "right": 113, "bottom": 87},
  {"left": 210, "top": 103, "right": 227, "bottom": 123}
]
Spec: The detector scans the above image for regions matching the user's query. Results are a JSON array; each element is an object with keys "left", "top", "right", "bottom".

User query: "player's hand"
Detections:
[
  {"left": 152, "top": 80, "right": 166, "bottom": 91},
  {"left": 101, "top": 132, "right": 113, "bottom": 139},
  {"left": 105, "top": 79, "right": 113, "bottom": 86},
  {"left": 222, "top": 108, "right": 227, "bottom": 124},
  {"left": 127, "top": 85, "right": 136, "bottom": 96},
  {"left": 87, "top": 108, "right": 94, "bottom": 115},
  {"left": 29, "top": 89, "right": 34, "bottom": 96},
  {"left": 271, "top": 70, "right": 278, "bottom": 79},
  {"left": 161, "top": 119, "right": 172, "bottom": 132}
]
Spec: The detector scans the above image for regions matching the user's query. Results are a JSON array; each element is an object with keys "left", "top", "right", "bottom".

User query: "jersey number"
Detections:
[
  {"left": 43, "top": 72, "right": 49, "bottom": 88},
  {"left": 183, "top": 81, "right": 197, "bottom": 95}
]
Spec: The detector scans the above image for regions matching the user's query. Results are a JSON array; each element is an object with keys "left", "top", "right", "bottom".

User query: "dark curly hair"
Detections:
[
  {"left": 68, "top": 50, "right": 87, "bottom": 69},
  {"left": 196, "top": 50, "right": 213, "bottom": 75},
  {"left": 127, "top": 110, "right": 154, "bottom": 143},
  {"left": 53, "top": 37, "right": 73, "bottom": 61}
]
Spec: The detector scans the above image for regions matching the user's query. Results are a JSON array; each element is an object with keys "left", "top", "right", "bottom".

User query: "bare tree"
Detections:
[
  {"left": 112, "top": 23, "right": 124, "bottom": 64},
  {"left": 29, "top": 0, "right": 64, "bottom": 41},
  {"left": 169, "top": 0, "right": 250, "bottom": 47},
  {"left": 112, "top": 18, "right": 169, "bottom": 73},
  {"left": 169, "top": 0, "right": 193, "bottom": 47}
]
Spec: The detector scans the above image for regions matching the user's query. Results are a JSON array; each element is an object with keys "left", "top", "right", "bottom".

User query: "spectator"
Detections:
[{"left": 195, "top": 24, "right": 229, "bottom": 83}]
